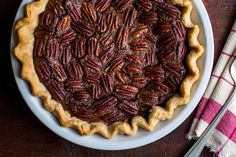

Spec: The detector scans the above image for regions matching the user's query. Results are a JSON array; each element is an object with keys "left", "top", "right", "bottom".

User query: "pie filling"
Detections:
[{"left": 33, "top": 0, "right": 188, "bottom": 124}]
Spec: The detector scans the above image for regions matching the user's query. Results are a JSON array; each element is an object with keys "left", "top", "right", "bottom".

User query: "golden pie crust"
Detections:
[{"left": 14, "top": 0, "right": 204, "bottom": 138}]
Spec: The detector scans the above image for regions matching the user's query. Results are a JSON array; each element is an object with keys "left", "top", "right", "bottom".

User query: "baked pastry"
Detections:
[{"left": 14, "top": 0, "right": 203, "bottom": 138}]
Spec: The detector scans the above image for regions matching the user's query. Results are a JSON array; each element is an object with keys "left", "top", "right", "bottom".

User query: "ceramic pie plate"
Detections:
[{"left": 10, "top": 0, "right": 214, "bottom": 150}]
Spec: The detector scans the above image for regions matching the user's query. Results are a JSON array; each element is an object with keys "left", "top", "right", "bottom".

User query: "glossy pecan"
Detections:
[
  {"left": 95, "top": 0, "right": 111, "bottom": 12},
  {"left": 65, "top": 0, "right": 81, "bottom": 21},
  {"left": 34, "top": 40, "right": 46, "bottom": 58},
  {"left": 69, "top": 104, "right": 95, "bottom": 122},
  {"left": 81, "top": 3, "right": 97, "bottom": 23},
  {"left": 95, "top": 96, "right": 118, "bottom": 117},
  {"left": 123, "top": 63, "right": 142, "bottom": 74},
  {"left": 132, "top": 25, "right": 149, "bottom": 38},
  {"left": 138, "top": 89, "right": 159, "bottom": 106},
  {"left": 68, "top": 61, "right": 84, "bottom": 78},
  {"left": 107, "top": 11, "right": 119, "bottom": 32},
  {"left": 46, "top": 38, "right": 60, "bottom": 60},
  {"left": 115, "top": 27, "right": 129, "bottom": 49},
  {"left": 115, "top": 72, "right": 128, "bottom": 84},
  {"left": 156, "top": 2, "right": 180, "bottom": 19},
  {"left": 99, "top": 46, "right": 114, "bottom": 64},
  {"left": 177, "top": 41, "right": 186, "bottom": 61},
  {"left": 91, "top": 85, "right": 102, "bottom": 99},
  {"left": 159, "top": 51, "right": 176, "bottom": 63},
  {"left": 172, "top": 20, "right": 186, "bottom": 40},
  {"left": 125, "top": 54, "right": 145, "bottom": 64},
  {"left": 53, "top": 63, "right": 68, "bottom": 82},
  {"left": 113, "top": 0, "right": 133, "bottom": 12},
  {"left": 158, "top": 36, "right": 177, "bottom": 52},
  {"left": 61, "top": 46, "right": 72, "bottom": 65},
  {"left": 97, "top": 15, "right": 108, "bottom": 33},
  {"left": 135, "top": 0, "right": 152, "bottom": 12},
  {"left": 129, "top": 40, "right": 149, "bottom": 52},
  {"left": 130, "top": 74, "right": 147, "bottom": 88},
  {"left": 103, "top": 109, "right": 126, "bottom": 124},
  {"left": 73, "top": 39, "right": 85, "bottom": 59},
  {"left": 99, "top": 33, "right": 113, "bottom": 46},
  {"left": 72, "top": 21, "right": 95, "bottom": 37},
  {"left": 118, "top": 101, "right": 139, "bottom": 116},
  {"left": 123, "top": 8, "right": 137, "bottom": 27},
  {"left": 48, "top": 82, "right": 67, "bottom": 103},
  {"left": 87, "top": 37, "right": 100, "bottom": 56},
  {"left": 35, "top": 60, "right": 51, "bottom": 80},
  {"left": 83, "top": 56, "right": 102, "bottom": 72},
  {"left": 144, "top": 66, "right": 165, "bottom": 81},
  {"left": 153, "top": 23, "right": 172, "bottom": 34},
  {"left": 115, "top": 84, "right": 138, "bottom": 100},
  {"left": 58, "top": 30, "right": 77, "bottom": 45},
  {"left": 71, "top": 89, "right": 92, "bottom": 104},
  {"left": 65, "top": 80, "right": 85, "bottom": 93},
  {"left": 100, "top": 74, "right": 114, "bottom": 94},
  {"left": 146, "top": 81, "right": 169, "bottom": 95},
  {"left": 48, "top": 0, "right": 65, "bottom": 16},
  {"left": 106, "top": 58, "right": 124, "bottom": 73},
  {"left": 139, "top": 12, "right": 158, "bottom": 25},
  {"left": 57, "top": 16, "right": 71, "bottom": 33},
  {"left": 145, "top": 48, "right": 157, "bottom": 65},
  {"left": 164, "top": 63, "right": 186, "bottom": 76},
  {"left": 84, "top": 72, "right": 101, "bottom": 85}
]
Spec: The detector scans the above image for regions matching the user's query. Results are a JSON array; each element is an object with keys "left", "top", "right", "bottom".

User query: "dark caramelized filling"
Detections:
[{"left": 33, "top": 0, "right": 188, "bottom": 124}]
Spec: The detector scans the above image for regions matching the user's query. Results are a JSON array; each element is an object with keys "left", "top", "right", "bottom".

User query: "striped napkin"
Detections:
[{"left": 188, "top": 20, "right": 236, "bottom": 157}]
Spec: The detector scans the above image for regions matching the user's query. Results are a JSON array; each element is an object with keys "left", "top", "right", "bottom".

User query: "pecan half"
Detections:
[
  {"left": 53, "top": 63, "right": 68, "bottom": 82},
  {"left": 100, "top": 33, "right": 113, "bottom": 46},
  {"left": 158, "top": 36, "right": 177, "bottom": 52},
  {"left": 115, "top": 84, "right": 138, "bottom": 100},
  {"left": 123, "top": 8, "right": 137, "bottom": 27},
  {"left": 156, "top": 2, "right": 180, "bottom": 19},
  {"left": 118, "top": 101, "right": 139, "bottom": 116},
  {"left": 97, "top": 15, "right": 108, "bottom": 33},
  {"left": 95, "top": 0, "right": 111, "bottom": 12},
  {"left": 65, "top": 0, "right": 81, "bottom": 21},
  {"left": 83, "top": 56, "right": 102, "bottom": 72},
  {"left": 73, "top": 39, "right": 85, "bottom": 59},
  {"left": 87, "top": 37, "right": 100, "bottom": 56},
  {"left": 135, "top": 0, "right": 152, "bottom": 12},
  {"left": 106, "top": 11, "right": 119, "bottom": 32},
  {"left": 99, "top": 46, "right": 114, "bottom": 64},
  {"left": 48, "top": 0, "right": 65, "bottom": 16},
  {"left": 65, "top": 80, "right": 85, "bottom": 93},
  {"left": 34, "top": 40, "right": 46, "bottom": 58},
  {"left": 100, "top": 74, "right": 114, "bottom": 94},
  {"left": 61, "top": 46, "right": 72, "bottom": 65},
  {"left": 115, "top": 27, "right": 129, "bottom": 49},
  {"left": 91, "top": 85, "right": 102, "bottom": 99},
  {"left": 58, "top": 30, "right": 77, "bottom": 45},
  {"left": 132, "top": 25, "right": 149, "bottom": 38},
  {"left": 144, "top": 66, "right": 165, "bottom": 81},
  {"left": 123, "top": 63, "right": 142, "bottom": 74},
  {"left": 46, "top": 38, "right": 60, "bottom": 60},
  {"left": 72, "top": 21, "right": 95, "bottom": 37},
  {"left": 113, "top": 0, "right": 133, "bottom": 12},
  {"left": 48, "top": 82, "right": 67, "bottom": 103},
  {"left": 177, "top": 41, "right": 186, "bottom": 61},
  {"left": 129, "top": 39, "right": 149, "bottom": 52},
  {"left": 57, "top": 16, "right": 71, "bottom": 33},
  {"left": 35, "top": 60, "right": 51, "bottom": 80},
  {"left": 106, "top": 58, "right": 124, "bottom": 73},
  {"left": 172, "top": 20, "right": 186, "bottom": 40},
  {"left": 81, "top": 3, "right": 97, "bottom": 23},
  {"left": 95, "top": 96, "right": 118, "bottom": 117},
  {"left": 138, "top": 89, "right": 158, "bottom": 106},
  {"left": 103, "top": 110, "right": 126, "bottom": 124},
  {"left": 68, "top": 61, "right": 84, "bottom": 78},
  {"left": 139, "top": 12, "right": 158, "bottom": 25}
]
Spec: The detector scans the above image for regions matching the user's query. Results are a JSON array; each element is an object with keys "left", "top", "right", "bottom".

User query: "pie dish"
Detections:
[{"left": 14, "top": 0, "right": 204, "bottom": 138}]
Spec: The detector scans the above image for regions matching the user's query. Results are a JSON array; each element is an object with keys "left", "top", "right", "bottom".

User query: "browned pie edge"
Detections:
[{"left": 14, "top": 0, "right": 204, "bottom": 138}]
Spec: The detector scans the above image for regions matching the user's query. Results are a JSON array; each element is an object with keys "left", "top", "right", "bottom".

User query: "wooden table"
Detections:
[{"left": 0, "top": 0, "right": 235, "bottom": 157}]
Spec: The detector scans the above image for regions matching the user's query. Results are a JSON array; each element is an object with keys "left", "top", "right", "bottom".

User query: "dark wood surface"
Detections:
[{"left": 0, "top": 0, "right": 235, "bottom": 157}]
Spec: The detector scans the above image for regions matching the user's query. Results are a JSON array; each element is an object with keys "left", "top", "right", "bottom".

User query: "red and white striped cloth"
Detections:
[{"left": 188, "top": 20, "right": 236, "bottom": 157}]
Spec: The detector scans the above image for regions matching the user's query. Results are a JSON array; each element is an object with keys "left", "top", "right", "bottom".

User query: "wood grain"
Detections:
[{"left": 0, "top": 0, "right": 235, "bottom": 157}]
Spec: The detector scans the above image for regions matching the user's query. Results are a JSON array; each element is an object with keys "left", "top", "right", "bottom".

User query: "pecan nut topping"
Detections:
[{"left": 33, "top": 0, "right": 189, "bottom": 124}]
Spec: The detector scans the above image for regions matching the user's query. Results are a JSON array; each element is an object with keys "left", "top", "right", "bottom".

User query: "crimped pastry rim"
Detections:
[{"left": 14, "top": 0, "right": 204, "bottom": 138}]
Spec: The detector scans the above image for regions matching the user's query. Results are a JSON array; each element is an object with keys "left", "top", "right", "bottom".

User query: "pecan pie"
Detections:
[{"left": 14, "top": 0, "right": 204, "bottom": 138}]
